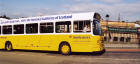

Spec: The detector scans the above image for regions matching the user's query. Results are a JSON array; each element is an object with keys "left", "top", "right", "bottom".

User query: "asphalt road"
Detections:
[{"left": 0, "top": 50, "right": 140, "bottom": 64}]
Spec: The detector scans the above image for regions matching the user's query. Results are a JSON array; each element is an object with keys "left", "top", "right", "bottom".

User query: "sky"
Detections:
[{"left": 0, "top": 0, "right": 140, "bottom": 22}]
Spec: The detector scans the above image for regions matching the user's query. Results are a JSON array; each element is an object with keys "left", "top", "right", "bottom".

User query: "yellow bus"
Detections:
[{"left": 0, "top": 12, "right": 104, "bottom": 55}]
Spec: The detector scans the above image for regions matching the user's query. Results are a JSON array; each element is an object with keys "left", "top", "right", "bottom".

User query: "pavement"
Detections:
[
  {"left": 106, "top": 49, "right": 140, "bottom": 52},
  {"left": 104, "top": 44, "right": 140, "bottom": 49},
  {"left": 104, "top": 43, "right": 140, "bottom": 52}
]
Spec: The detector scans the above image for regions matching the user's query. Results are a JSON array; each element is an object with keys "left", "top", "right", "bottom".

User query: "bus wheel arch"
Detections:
[
  {"left": 5, "top": 41, "right": 13, "bottom": 51},
  {"left": 59, "top": 41, "right": 71, "bottom": 55}
]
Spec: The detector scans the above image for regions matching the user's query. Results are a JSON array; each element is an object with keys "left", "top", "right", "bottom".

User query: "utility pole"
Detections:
[{"left": 118, "top": 13, "right": 120, "bottom": 22}]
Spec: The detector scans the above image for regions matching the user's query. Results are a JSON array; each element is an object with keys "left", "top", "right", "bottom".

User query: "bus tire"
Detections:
[
  {"left": 59, "top": 42, "right": 71, "bottom": 55},
  {"left": 5, "top": 42, "right": 13, "bottom": 51}
]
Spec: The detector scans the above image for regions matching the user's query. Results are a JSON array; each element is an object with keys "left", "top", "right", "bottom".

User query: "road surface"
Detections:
[{"left": 0, "top": 50, "right": 140, "bottom": 64}]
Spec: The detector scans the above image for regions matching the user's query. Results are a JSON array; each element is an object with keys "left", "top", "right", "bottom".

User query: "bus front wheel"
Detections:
[
  {"left": 5, "top": 42, "right": 13, "bottom": 51},
  {"left": 59, "top": 43, "right": 71, "bottom": 55}
]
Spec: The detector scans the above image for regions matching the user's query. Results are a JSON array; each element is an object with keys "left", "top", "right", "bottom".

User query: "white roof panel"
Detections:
[{"left": 0, "top": 12, "right": 95, "bottom": 25}]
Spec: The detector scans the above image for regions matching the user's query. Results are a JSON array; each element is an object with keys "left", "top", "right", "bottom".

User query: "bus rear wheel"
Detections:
[
  {"left": 59, "top": 43, "right": 71, "bottom": 55},
  {"left": 5, "top": 42, "right": 13, "bottom": 51}
]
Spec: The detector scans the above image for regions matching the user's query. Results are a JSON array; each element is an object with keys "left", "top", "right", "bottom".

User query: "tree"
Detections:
[{"left": 0, "top": 15, "right": 11, "bottom": 19}]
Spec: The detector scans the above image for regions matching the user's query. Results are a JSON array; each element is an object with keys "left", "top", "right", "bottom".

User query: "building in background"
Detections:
[{"left": 101, "top": 20, "right": 140, "bottom": 44}]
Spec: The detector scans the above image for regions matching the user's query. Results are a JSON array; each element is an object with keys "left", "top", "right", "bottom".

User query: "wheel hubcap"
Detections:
[{"left": 61, "top": 45, "right": 69, "bottom": 54}]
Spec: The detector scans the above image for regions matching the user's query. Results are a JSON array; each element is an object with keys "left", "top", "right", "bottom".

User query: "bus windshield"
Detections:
[{"left": 93, "top": 20, "right": 101, "bottom": 35}]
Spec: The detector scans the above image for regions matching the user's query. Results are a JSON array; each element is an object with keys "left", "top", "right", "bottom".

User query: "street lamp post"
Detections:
[{"left": 106, "top": 14, "right": 110, "bottom": 43}]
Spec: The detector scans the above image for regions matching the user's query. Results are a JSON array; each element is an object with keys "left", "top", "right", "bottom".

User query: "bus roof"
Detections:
[{"left": 0, "top": 12, "right": 96, "bottom": 25}]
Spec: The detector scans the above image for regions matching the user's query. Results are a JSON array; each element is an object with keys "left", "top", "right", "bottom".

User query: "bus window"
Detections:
[
  {"left": 14, "top": 24, "right": 24, "bottom": 34},
  {"left": 93, "top": 20, "right": 101, "bottom": 35},
  {"left": 26, "top": 23, "right": 38, "bottom": 34},
  {"left": 73, "top": 20, "right": 91, "bottom": 33},
  {"left": 2, "top": 25, "right": 12, "bottom": 34},
  {"left": 0, "top": 26, "right": 1, "bottom": 34},
  {"left": 40, "top": 22, "right": 54, "bottom": 33},
  {"left": 55, "top": 21, "right": 71, "bottom": 33}
]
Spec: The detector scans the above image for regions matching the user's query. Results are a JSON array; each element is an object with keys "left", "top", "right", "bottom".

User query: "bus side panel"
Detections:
[
  {"left": 5, "top": 35, "right": 39, "bottom": 50},
  {"left": 26, "top": 35, "right": 40, "bottom": 50},
  {"left": 39, "top": 35, "right": 72, "bottom": 51},
  {"left": 39, "top": 34, "right": 104, "bottom": 52},
  {"left": 70, "top": 34, "right": 103, "bottom": 52},
  {"left": 70, "top": 34, "right": 92, "bottom": 52},
  {"left": 36, "top": 35, "right": 53, "bottom": 51},
  {"left": 14, "top": 35, "right": 40, "bottom": 50},
  {"left": 38, "top": 34, "right": 73, "bottom": 51},
  {"left": 11, "top": 35, "right": 27, "bottom": 49},
  {"left": 0, "top": 36, "right": 6, "bottom": 49},
  {"left": 0, "top": 36, "right": 18, "bottom": 49},
  {"left": 0, "top": 34, "right": 104, "bottom": 53}
]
